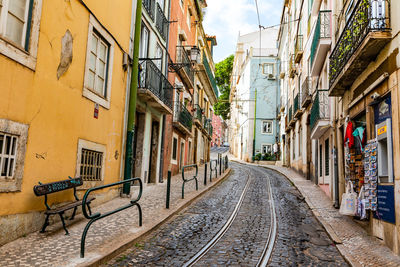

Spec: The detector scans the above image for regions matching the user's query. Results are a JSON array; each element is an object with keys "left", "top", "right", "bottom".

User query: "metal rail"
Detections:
[
  {"left": 183, "top": 171, "right": 252, "bottom": 267},
  {"left": 182, "top": 164, "right": 198, "bottom": 199},
  {"left": 183, "top": 163, "right": 277, "bottom": 267},
  {"left": 80, "top": 177, "right": 143, "bottom": 258}
]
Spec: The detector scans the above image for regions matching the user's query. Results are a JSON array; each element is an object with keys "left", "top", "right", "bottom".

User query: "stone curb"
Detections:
[
  {"left": 82, "top": 168, "right": 232, "bottom": 267},
  {"left": 230, "top": 159, "right": 357, "bottom": 267}
]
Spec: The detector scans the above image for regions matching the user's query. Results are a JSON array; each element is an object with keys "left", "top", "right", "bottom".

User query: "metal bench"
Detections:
[{"left": 33, "top": 177, "right": 95, "bottom": 235}]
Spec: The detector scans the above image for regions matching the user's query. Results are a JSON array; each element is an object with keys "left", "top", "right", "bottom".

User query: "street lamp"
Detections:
[{"left": 190, "top": 46, "right": 201, "bottom": 64}]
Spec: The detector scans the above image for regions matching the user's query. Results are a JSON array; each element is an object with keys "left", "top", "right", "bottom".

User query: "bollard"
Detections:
[
  {"left": 166, "top": 171, "right": 171, "bottom": 209},
  {"left": 204, "top": 162, "right": 208, "bottom": 186},
  {"left": 219, "top": 154, "right": 222, "bottom": 176}
]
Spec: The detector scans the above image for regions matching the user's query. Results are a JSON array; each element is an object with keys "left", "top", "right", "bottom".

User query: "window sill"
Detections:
[
  {"left": 0, "top": 36, "right": 36, "bottom": 70},
  {"left": 83, "top": 87, "right": 111, "bottom": 109}
]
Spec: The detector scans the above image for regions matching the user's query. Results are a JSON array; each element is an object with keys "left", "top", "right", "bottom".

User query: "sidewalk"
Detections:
[
  {"left": 232, "top": 158, "right": 400, "bottom": 267},
  {"left": 0, "top": 164, "right": 231, "bottom": 267}
]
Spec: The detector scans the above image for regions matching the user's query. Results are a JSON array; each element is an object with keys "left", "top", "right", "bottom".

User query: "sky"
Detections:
[{"left": 203, "top": 0, "right": 283, "bottom": 63}]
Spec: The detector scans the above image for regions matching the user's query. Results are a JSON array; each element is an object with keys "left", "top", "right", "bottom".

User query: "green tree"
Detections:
[{"left": 213, "top": 55, "right": 234, "bottom": 120}]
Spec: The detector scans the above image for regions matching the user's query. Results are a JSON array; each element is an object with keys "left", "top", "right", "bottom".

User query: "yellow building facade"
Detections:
[{"left": 0, "top": 0, "right": 135, "bottom": 244}]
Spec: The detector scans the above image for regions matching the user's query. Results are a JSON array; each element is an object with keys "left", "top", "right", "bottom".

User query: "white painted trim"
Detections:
[
  {"left": 0, "top": 0, "right": 42, "bottom": 70},
  {"left": 82, "top": 14, "right": 115, "bottom": 109},
  {"left": 261, "top": 120, "right": 273, "bottom": 135}
]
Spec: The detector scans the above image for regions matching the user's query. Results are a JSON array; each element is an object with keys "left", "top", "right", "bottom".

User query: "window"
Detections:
[
  {"left": 87, "top": 30, "right": 109, "bottom": 97},
  {"left": 80, "top": 149, "right": 103, "bottom": 181},
  {"left": 262, "top": 144, "right": 272, "bottom": 154},
  {"left": 261, "top": 120, "right": 273, "bottom": 134},
  {"left": 0, "top": 133, "right": 17, "bottom": 179},
  {"left": 155, "top": 43, "right": 163, "bottom": 70},
  {"left": 263, "top": 63, "right": 274, "bottom": 75},
  {"left": 0, "top": 0, "right": 31, "bottom": 48},
  {"left": 0, "top": 119, "right": 29, "bottom": 192},
  {"left": 76, "top": 139, "right": 106, "bottom": 185},
  {"left": 83, "top": 15, "right": 115, "bottom": 109},
  {"left": 0, "top": 0, "right": 41, "bottom": 69},
  {"left": 139, "top": 24, "right": 149, "bottom": 58},
  {"left": 172, "top": 136, "right": 178, "bottom": 162}
]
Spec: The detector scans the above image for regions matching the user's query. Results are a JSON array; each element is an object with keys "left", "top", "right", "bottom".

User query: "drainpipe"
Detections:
[
  {"left": 252, "top": 89, "right": 257, "bottom": 159},
  {"left": 158, "top": 0, "right": 171, "bottom": 183},
  {"left": 123, "top": 0, "right": 142, "bottom": 194}
]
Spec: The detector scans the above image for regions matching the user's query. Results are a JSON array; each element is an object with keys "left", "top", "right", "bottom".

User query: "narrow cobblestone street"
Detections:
[{"left": 105, "top": 162, "right": 348, "bottom": 266}]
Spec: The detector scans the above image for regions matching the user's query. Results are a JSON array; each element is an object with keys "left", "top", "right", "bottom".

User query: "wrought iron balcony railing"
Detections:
[
  {"left": 156, "top": 3, "right": 169, "bottom": 41},
  {"left": 173, "top": 102, "right": 193, "bottom": 132},
  {"left": 176, "top": 46, "right": 195, "bottom": 85},
  {"left": 311, "top": 10, "right": 331, "bottom": 66},
  {"left": 329, "top": 0, "right": 390, "bottom": 88},
  {"left": 139, "top": 59, "right": 173, "bottom": 110},
  {"left": 203, "top": 116, "right": 213, "bottom": 136},
  {"left": 194, "top": 104, "right": 203, "bottom": 122},
  {"left": 310, "top": 90, "right": 330, "bottom": 130},
  {"left": 142, "top": 0, "right": 155, "bottom": 20},
  {"left": 202, "top": 51, "right": 219, "bottom": 97}
]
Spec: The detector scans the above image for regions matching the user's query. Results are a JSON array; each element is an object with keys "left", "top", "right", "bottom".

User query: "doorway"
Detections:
[
  {"left": 133, "top": 112, "right": 145, "bottom": 179},
  {"left": 148, "top": 120, "right": 160, "bottom": 183}
]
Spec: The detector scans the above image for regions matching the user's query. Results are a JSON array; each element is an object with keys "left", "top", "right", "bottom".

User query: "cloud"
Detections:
[{"left": 203, "top": 0, "right": 283, "bottom": 63}]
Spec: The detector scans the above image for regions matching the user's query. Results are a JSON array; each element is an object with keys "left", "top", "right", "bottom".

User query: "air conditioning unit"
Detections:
[{"left": 268, "top": 73, "right": 276, "bottom": 80}]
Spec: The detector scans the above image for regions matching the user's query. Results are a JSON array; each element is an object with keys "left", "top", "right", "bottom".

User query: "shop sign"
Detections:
[
  {"left": 374, "top": 95, "right": 391, "bottom": 125},
  {"left": 373, "top": 185, "right": 395, "bottom": 224},
  {"left": 377, "top": 125, "right": 387, "bottom": 136}
]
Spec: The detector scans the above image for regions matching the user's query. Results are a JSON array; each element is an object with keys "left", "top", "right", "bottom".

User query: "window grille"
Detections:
[
  {"left": 80, "top": 148, "right": 103, "bottom": 181},
  {"left": 0, "top": 133, "right": 18, "bottom": 179}
]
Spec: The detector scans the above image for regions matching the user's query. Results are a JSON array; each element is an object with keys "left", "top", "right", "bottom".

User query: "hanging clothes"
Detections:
[
  {"left": 344, "top": 121, "right": 354, "bottom": 148},
  {"left": 353, "top": 127, "right": 365, "bottom": 152}
]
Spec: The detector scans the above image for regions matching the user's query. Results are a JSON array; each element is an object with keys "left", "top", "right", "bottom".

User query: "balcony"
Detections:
[
  {"left": 203, "top": 116, "right": 213, "bottom": 137},
  {"left": 138, "top": 59, "right": 173, "bottom": 114},
  {"left": 202, "top": 51, "right": 219, "bottom": 98},
  {"left": 295, "top": 35, "right": 304, "bottom": 63},
  {"left": 329, "top": 0, "right": 391, "bottom": 96},
  {"left": 293, "top": 93, "right": 303, "bottom": 119},
  {"left": 310, "top": 90, "right": 330, "bottom": 139},
  {"left": 142, "top": 0, "right": 155, "bottom": 20},
  {"left": 194, "top": 104, "right": 204, "bottom": 126},
  {"left": 156, "top": 3, "right": 169, "bottom": 41},
  {"left": 310, "top": 11, "right": 331, "bottom": 76},
  {"left": 289, "top": 54, "right": 296, "bottom": 78},
  {"left": 175, "top": 46, "right": 195, "bottom": 88},
  {"left": 301, "top": 77, "right": 313, "bottom": 108},
  {"left": 173, "top": 102, "right": 193, "bottom": 135}
]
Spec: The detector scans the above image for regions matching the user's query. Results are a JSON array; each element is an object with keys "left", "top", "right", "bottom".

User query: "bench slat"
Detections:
[
  {"left": 44, "top": 197, "right": 95, "bottom": 214},
  {"left": 34, "top": 178, "right": 83, "bottom": 196}
]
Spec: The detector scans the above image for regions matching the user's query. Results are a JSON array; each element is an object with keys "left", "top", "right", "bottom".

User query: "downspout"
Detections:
[
  {"left": 252, "top": 89, "right": 257, "bottom": 159},
  {"left": 123, "top": 0, "right": 142, "bottom": 194},
  {"left": 333, "top": 96, "right": 340, "bottom": 208},
  {"left": 159, "top": 0, "right": 171, "bottom": 183}
]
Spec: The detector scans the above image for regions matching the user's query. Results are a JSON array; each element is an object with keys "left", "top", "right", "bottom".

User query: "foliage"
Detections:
[
  {"left": 262, "top": 153, "right": 276, "bottom": 161},
  {"left": 213, "top": 55, "right": 234, "bottom": 120}
]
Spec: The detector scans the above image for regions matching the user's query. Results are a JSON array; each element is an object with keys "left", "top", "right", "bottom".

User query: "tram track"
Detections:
[{"left": 183, "top": 165, "right": 278, "bottom": 267}]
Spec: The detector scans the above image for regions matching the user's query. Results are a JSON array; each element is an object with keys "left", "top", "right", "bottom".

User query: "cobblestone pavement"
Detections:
[
  {"left": 106, "top": 162, "right": 347, "bottom": 266},
  {"left": 0, "top": 162, "right": 229, "bottom": 267}
]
